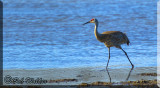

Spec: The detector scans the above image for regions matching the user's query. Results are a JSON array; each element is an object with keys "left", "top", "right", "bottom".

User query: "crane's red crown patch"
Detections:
[{"left": 91, "top": 19, "right": 94, "bottom": 21}]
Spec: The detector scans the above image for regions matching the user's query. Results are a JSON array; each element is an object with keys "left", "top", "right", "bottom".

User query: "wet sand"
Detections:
[{"left": 3, "top": 66, "right": 158, "bottom": 86}]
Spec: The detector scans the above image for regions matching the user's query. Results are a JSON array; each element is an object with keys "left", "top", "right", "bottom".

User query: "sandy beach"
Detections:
[{"left": 3, "top": 66, "right": 158, "bottom": 86}]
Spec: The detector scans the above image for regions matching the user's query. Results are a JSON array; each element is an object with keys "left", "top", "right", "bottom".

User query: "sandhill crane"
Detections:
[{"left": 83, "top": 18, "right": 134, "bottom": 69}]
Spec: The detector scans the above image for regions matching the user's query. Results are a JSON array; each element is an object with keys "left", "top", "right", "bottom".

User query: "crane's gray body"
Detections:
[
  {"left": 97, "top": 31, "right": 130, "bottom": 48},
  {"left": 93, "top": 19, "right": 130, "bottom": 48}
]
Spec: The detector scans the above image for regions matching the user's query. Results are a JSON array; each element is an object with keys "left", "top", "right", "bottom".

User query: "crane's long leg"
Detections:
[
  {"left": 120, "top": 47, "right": 134, "bottom": 68},
  {"left": 106, "top": 47, "right": 110, "bottom": 69},
  {"left": 106, "top": 68, "right": 111, "bottom": 82}
]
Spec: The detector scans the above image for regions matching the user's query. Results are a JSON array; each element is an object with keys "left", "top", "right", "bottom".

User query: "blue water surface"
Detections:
[{"left": 3, "top": 0, "right": 157, "bottom": 69}]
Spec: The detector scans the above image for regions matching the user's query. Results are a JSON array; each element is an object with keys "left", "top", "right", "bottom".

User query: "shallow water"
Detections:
[{"left": 3, "top": 0, "right": 157, "bottom": 69}]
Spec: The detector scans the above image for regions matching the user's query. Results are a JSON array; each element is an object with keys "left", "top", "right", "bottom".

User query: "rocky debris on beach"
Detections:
[
  {"left": 121, "top": 79, "right": 157, "bottom": 85},
  {"left": 138, "top": 73, "right": 157, "bottom": 76},
  {"left": 48, "top": 78, "right": 78, "bottom": 83},
  {"left": 79, "top": 80, "right": 158, "bottom": 87}
]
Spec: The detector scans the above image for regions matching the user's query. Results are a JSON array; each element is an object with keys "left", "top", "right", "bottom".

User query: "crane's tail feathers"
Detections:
[
  {"left": 127, "top": 40, "right": 130, "bottom": 46},
  {"left": 123, "top": 33, "right": 130, "bottom": 46}
]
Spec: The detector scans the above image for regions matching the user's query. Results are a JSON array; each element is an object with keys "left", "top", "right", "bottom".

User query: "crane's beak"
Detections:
[{"left": 83, "top": 21, "right": 90, "bottom": 25}]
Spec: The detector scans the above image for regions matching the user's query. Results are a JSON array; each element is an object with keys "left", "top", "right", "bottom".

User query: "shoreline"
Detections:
[{"left": 3, "top": 66, "right": 157, "bottom": 85}]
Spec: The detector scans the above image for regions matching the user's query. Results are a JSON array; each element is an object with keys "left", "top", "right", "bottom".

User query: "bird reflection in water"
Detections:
[{"left": 106, "top": 68, "right": 134, "bottom": 83}]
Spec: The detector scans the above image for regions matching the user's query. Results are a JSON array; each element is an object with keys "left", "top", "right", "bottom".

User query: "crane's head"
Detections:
[{"left": 83, "top": 18, "right": 97, "bottom": 25}]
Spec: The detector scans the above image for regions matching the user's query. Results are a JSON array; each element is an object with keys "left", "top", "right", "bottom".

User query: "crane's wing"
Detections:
[{"left": 102, "top": 31, "right": 129, "bottom": 45}]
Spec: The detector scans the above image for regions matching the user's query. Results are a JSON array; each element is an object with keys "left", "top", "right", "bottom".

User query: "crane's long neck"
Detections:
[{"left": 94, "top": 21, "right": 102, "bottom": 42}]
